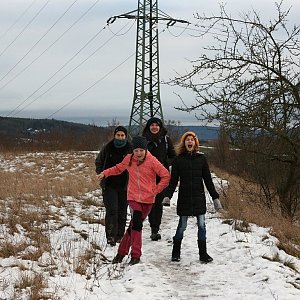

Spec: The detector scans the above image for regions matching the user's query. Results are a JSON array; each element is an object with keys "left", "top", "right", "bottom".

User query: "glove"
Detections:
[
  {"left": 162, "top": 197, "right": 171, "bottom": 206},
  {"left": 213, "top": 198, "right": 222, "bottom": 210}
]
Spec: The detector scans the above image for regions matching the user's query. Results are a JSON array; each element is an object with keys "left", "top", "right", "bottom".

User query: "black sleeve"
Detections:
[
  {"left": 202, "top": 156, "right": 219, "bottom": 200},
  {"left": 166, "top": 136, "right": 176, "bottom": 167},
  {"left": 95, "top": 145, "right": 107, "bottom": 174},
  {"left": 165, "top": 157, "right": 179, "bottom": 199}
]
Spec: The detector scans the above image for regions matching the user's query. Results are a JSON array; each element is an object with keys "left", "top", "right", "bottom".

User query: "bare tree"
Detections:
[{"left": 170, "top": 2, "right": 300, "bottom": 218}]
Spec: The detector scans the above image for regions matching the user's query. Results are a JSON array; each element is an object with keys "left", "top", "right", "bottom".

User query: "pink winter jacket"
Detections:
[{"left": 102, "top": 152, "right": 170, "bottom": 204}]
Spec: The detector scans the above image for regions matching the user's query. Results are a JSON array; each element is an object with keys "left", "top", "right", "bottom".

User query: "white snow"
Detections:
[{"left": 1, "top": 153, "right": 300, "bottom": 299}]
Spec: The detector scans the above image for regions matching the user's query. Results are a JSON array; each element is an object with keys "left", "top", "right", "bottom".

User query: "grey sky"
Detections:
[{"left": 0, "top": 0, "right": 299, "bottom": 125}]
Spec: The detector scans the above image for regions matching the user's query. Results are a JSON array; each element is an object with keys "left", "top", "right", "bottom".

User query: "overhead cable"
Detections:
[
  {"left": 0, "top": 0, "right": 50, "bottom": 58},
  {"left": 0, "top": 0, "right": 102, "bottom": 91},
  {"left": 7, "top": 20, "right": 134, "bottom": 117},
  {"left": 0, "top": 0, "right": 38, "bottom": 41},
  {"left": 46, "top": 26, "right": 168, "bottom": 118},
  {"left": 46, "top": 52, "right": 135, "bottom": 119},
  {"left": 0, "top": 0, "right": 79, "bottom": 84}
]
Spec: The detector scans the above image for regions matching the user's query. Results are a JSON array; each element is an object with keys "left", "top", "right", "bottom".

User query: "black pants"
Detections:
[
  {"left": 148, "top": 191, "right": 164, "bottom": 233},
  {"left": 103, "top": 186, "right": 127, "bottom": 241}
]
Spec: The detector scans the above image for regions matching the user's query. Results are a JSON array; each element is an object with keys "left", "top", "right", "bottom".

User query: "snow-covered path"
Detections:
[{"left": 77, "top": 193, "right": 300, "bottom": 300}]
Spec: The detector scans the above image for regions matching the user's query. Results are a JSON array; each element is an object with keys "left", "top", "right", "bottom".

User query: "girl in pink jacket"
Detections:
[{"left": 97, "top": 136, "right": 170, "bottom": 265}]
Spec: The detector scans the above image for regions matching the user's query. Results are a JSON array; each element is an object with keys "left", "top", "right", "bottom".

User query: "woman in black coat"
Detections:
[{"left": 165, "top": 131, "right": 222, "bottom": 262}]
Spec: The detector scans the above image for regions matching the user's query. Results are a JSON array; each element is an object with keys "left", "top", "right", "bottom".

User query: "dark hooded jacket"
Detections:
[
  {"left": 142, "top": 120, "right": 176, "bottom": 169},
  {"left": 95, "top": 139, "right": 132, "bottom": 189},
  {"left": 165, "top": 150, "right": 219, "bottom": 216}
]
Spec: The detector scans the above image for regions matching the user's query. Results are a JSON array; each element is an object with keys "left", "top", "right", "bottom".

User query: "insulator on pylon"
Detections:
[{"left": 107, "top": 17, "right": 116, "bottom": 24}]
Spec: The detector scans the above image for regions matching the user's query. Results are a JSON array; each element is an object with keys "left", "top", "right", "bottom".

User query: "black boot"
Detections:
[
  {"left": 198, "top": 240, "right": 213, "bottom": 263},
  {"left": 129, "top": 257, "right": 140, "bottom": 265},
  {"left": 112, "top": 253, "right": 124, "bottom": 264},
  {"left": 171, "top": 238, "right": 182, "bottom": 262},
  {"left": 150, "top": 227, "right": 161, "bottom": 241}
]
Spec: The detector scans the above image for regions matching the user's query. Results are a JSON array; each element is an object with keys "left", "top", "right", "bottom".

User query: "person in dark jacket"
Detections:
[
  {"left": 95, "top": 126, "right": 132, "bottom": 246},
  {"left": 142, "top": 117, "right": 176, "bottom": 241},
  {"left": 165, "top": 131, "right": 222, "bottom": 262}
]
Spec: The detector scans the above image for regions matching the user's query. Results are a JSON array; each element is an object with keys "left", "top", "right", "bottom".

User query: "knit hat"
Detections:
[
  {"left": 146, "top": 117, "right": 163, "bottom": 128},
  {"left": 180, "top": 131, "right": 199, "bottom": 148},
  {"left": 132, "top": 136, "right": 148, "bottom": 150},
  {"left": 114, "top": 126, "right": 127, "bottom": 136}
]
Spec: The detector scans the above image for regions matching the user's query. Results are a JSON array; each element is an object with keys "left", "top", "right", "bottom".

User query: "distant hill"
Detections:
[
  {"left": 0, "top": 116, "right": 219, "bottom": 142},
  {"left": 0, "top": 116, "right": 101, "bottom": 138},
  {"left": 173, "top": 125, "right": 219, "bottom": 141}
]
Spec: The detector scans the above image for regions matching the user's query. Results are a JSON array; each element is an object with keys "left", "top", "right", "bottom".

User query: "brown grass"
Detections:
[
  {"left": 0, "top": 151, "right": 102, "bottom": 298},
  {"left": 213, "top": 165, "right": 300, "bottom": 259},
  {"left": 14, "top": 273, "right": 58, "bottom": 300},
  {"left": 74, "top": 248, "right": 96, "bottom": 275}
]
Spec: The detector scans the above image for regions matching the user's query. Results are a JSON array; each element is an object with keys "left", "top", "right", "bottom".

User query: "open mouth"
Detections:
[{"left": 187, "top": 144, "right": 193, "bottom": 149}]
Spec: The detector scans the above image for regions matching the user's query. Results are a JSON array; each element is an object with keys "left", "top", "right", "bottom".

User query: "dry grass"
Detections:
[
  {"left": 74, "top": 248, "right": 96, "bottom": 275},
  {"left": 14, "top": 273, "right": 58, "bottom": 300},
  {"left": 0, "top": 151, "right": 103, "bottom": 299},
  {"left": 213, "top": 165, "right": 300, "bottom": 259}
]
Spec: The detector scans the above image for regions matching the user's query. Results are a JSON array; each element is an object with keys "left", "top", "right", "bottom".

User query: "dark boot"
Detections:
[
  {"left": 150, "top": 228, "right": 161, "bottom": 241},
  {"left": 107, "top": 237, "right": 116, "bottom": 246},
  {"left": 112, "top": 253, "right": 124, "bottom": 264},
  {"left": 198, "top": 240, "right": 213, "bottom": 263},
  {"left": 171, "top": 238, "right": 182, "bottom": 262},
  {"left": 129, "top": 257, "right": 140, "bottom": 265}
]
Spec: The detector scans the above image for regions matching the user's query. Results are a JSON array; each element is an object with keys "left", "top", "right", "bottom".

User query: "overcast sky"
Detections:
[{"left": 0, "top": 0, "right": 299, "bottom": 126}]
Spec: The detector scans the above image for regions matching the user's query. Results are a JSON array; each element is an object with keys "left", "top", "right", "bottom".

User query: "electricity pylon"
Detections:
[{"left": 107, "top": 1, "right": 188, "bottom": 136}]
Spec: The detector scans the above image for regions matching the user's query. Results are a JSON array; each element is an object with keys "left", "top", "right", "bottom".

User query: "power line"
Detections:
[
  {"left": 0, "top": 0, "right": 38, "bottom": 41},
  {"left": 47, "top": 52, "right": 135, "bottom": 119},
  {"left": 0, "top": 0, "right": 102, "bottom": 91},
  {"left": 159, "top": 18, "right": 296, "bottom": 44},
  {"left": 7, "top": 20, "right": 134, "bottom": 117},
  {"left": 0, "top": 0, "right": 50, "bottom": 58},
  {"left": 46, "top": 26, "right": 169, "bottom": 118},
  {"left": 0, "top": 0, "right": 79, "bottom": 84}
]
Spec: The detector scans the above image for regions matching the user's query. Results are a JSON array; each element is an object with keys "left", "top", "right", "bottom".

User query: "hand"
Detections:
[
  {"left": 162, "top": 197, "right": 170, "bottom": 206},
  {"left": 96, "top": 173, "right": 105, "bottom": 181},
  {"left": 213, "top": 198, "right": 222, "bottom": 211}
]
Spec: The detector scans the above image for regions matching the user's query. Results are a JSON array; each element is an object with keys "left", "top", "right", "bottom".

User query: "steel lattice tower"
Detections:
[
  {"left": 129, "top": 0, "right": 162, "bottom": 136},
  {"left": 108, "top": 1, "right": 188, "bottom": 136}
]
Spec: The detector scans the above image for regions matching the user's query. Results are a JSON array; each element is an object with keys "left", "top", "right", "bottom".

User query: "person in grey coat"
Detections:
[{"left": 165, "top": 131, "right": 222, "bottom": 262}]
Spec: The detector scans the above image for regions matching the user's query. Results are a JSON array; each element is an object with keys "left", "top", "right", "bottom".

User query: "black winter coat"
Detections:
[
  {"left": 143, "top": 130, "right": 176, "bottom": 169},
  {"left": 166, "top": 151, "right": 219, "bottom": 216},
  {"left": 95, "top": 140, "right": 132, "bottom": 189}
]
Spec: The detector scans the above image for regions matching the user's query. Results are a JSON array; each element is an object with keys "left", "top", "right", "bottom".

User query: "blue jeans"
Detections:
[{"left": 174, "top": 215, "right": 206, "bottom": 241}]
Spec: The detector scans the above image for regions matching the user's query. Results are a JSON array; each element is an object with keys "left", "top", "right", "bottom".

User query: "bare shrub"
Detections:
[{"left": 214, "top": 165, "right": 300, "bottom": 258}]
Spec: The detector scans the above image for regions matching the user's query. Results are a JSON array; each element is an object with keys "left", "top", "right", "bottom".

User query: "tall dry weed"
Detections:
[{"left": 214, "top": 165, "right": 300, "bottom": 258}]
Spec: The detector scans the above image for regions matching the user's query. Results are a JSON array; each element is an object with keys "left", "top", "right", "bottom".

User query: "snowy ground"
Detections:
[
  {"left": 1, "top": 152, "right": 300, "bottom": 299},
  {"left": 50, "top": 188, "right": 300, "bottom": 299},
  {"left": 77, "top": 202, "right": 300, "bottom": 299}
]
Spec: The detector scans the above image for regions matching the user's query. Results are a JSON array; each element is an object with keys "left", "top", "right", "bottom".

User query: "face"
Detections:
[
  {"left": 185, "top": 135, "right": 196, "bottom": 152},
  {"left": 149, "top": 123, "right": 160, "bottom": 134},
  {"left": 133, "top": 148, "right": 146, "bottom": 161},
  {"left": 114, "top": 131, "right": 126, "bottom": 140}
]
